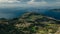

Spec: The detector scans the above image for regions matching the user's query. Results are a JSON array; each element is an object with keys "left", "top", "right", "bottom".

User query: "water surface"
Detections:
[{"left": 0, "top": 8, "right": 60, "bottom": 20}]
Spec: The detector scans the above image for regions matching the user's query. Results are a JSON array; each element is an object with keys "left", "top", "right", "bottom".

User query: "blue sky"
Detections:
[{"left": 0, "top": 0, "right": 60, "bottom": 8}]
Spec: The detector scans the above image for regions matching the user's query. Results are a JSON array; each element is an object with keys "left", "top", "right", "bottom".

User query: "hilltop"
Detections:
[{"left": 0, "top": 12, "right": 60, "bottom": 34}]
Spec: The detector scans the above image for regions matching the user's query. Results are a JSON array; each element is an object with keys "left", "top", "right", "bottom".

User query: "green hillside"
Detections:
[{"left": 0, "top": 12, "right": 60, "bottom": 34}]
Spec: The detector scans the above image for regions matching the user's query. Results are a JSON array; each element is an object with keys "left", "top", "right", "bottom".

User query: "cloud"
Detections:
[
  {"left": 27, "top": 0, "right": 47, "bottom": 6},
  {"left": 18, "top": 0, "right": 30, "bottom": 2},
  {"left": 0, "top": 0, "right": 60, "bottom": 7},
  {"left": 0, "top": 0, "right": 20, "bottom": 3}
]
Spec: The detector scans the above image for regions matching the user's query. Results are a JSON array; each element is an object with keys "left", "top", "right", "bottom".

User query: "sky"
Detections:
[
  {"left": 0, "top": 0, "right": 60, "bottom": 8},
  {"left": 0, "top": 0, "right": 60, "bottom": 19}
]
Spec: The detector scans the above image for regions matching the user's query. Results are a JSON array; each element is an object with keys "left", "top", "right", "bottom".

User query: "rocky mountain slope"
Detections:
[{"left": 0, "top": 12, "right": 60, "bottom": 34}]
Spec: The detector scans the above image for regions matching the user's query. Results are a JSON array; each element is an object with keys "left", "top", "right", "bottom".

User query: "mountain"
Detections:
[
  {"left": 49, "top": 9, "right": 60, "bottom": 12},
  {"left": 0, "top": 12, "right": 60, "bottom": 34}
]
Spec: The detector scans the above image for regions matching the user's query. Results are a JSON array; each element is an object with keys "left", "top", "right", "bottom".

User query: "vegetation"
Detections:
[{"left": 0, "top": 12, "right": 60, "bottom": 34}]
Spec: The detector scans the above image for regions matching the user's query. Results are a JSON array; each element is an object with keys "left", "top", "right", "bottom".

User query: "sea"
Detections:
[{"left": 0, "top": 7, "right": 60, "bottom": 20}]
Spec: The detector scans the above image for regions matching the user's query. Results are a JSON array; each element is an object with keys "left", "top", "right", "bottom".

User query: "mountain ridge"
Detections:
[{"left": 0, "top": 12, "right": 60, "bottom": 34}]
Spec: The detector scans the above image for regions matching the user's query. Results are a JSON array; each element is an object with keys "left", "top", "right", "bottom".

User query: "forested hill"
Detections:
[{"left": 0, "top": 12, "right": 60, "bottom": 34}]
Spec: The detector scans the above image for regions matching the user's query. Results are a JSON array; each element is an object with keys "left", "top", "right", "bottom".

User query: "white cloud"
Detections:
[
  {"left": 0, "top": 0, "right": 60, "bottom": 8},
  {"left": 0, "top": 0, "right": 20, "bottom": 3},
  {"left": 27, "top": 0, "right": 34, "bottom": 4},
  {"left": 0, "top": 0, "right": 8, "bottom": 2},
  {"left": 27, "top": 0, "right": 47, "bottom": 6}
]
